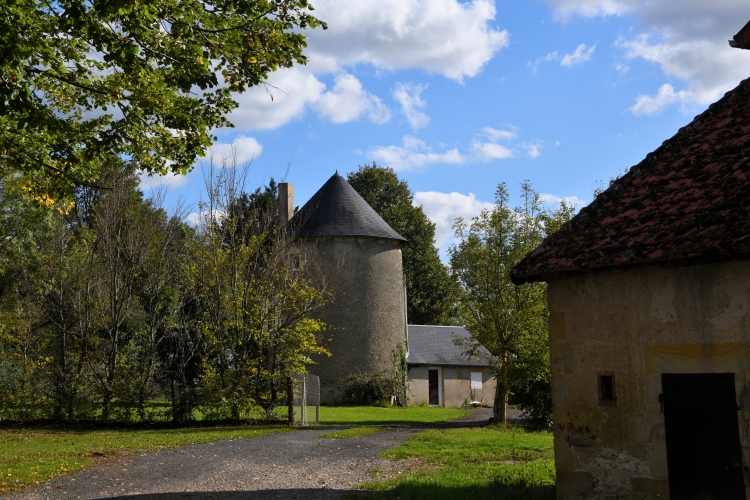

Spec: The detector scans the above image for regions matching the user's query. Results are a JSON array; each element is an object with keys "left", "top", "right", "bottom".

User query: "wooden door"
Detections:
[
  {"left": 662, "top": 373, "right": 745, "bottom": 500},
  {"left": 428, "top": 369, "right": 439, "bottom": 406}
]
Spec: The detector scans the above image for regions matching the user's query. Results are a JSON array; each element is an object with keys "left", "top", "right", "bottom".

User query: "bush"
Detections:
[
  {"left": 339, "top": 371, "right": 399, "bottom": 405},
  {"left": 509, "top": 377, "right": 552, "bottom": 430}
]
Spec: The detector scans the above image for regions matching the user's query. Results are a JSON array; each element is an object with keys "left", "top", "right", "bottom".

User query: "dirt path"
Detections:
[
  {"left": 8, "top": 427, "right": 417, "bottom": 500},
  {"left": 7, "top": 409, "right": 510, "bottom": 500}
]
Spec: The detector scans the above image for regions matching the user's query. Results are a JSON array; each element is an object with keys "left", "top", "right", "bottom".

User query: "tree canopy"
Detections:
[
  {"left": 0, "top": 158, "right": 329, "bottom": 424},
  {"left": 1, "top": 0, "right": 325, "bottom": 198},
  {"left": 450, "top": 182, "right": 574, "bottom": 426},
  {"left": 347, "top": 163, "right": 458, "bottom": 325}
]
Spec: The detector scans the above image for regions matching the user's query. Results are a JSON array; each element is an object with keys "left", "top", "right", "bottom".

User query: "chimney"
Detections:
[{"left": 278, "top": 182, "right": 294, "bottom": 226}]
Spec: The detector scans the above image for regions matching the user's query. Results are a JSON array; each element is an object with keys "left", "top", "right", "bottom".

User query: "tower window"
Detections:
[
  {"left": 597, "top": 372, "right": 616, "bottom": 406},
  {"left": 291, "top": 255, "right": 300, "bottom": 270}
]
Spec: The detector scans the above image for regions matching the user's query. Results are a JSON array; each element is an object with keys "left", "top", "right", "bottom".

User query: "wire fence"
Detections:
[{"left": 290, "top": 374, "right": 320, "bottom": 426}]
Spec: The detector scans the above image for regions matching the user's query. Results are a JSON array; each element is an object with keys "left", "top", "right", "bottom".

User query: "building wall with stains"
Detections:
[
  {"left": 293, "top": 236, "right": 407, "bottom": 405},
  {"left": 549, "top": 260, "right": 750, "bottom": 499},
  {"left": 407, "top": 365, "right": 496, "bottom": 407}
]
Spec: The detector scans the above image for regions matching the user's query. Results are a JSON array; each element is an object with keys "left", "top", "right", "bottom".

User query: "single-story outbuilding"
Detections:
[
  {"left": 511, "top": 73, "right": 750, "bottom": 497},
  {"left": 407, "top": 325, "right": 496, "bottom": 407}
]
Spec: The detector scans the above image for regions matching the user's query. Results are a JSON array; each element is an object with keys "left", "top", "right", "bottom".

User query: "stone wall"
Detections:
[
  {"left": 296, "top": 236, "right": 407, "bottom": 404},
  {"left": 549, "top": 260, "right": 750, "bottom": 499}
]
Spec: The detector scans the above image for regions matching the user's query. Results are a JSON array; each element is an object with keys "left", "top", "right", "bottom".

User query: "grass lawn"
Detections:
[
  {"left": 0, "top": 426, "right": 289, "bottom": 494},
  {"left": 355, "top": 426, "right": 555, "bottom": 500},
  {"left": 318, "top": 426, "right": 387, "bottom": 439},
  {"left": 319, "top": 406, "right": 471, "bottom": 426},
  {"left": 0, "top": 406, "right": 473, "bottom": 494}
]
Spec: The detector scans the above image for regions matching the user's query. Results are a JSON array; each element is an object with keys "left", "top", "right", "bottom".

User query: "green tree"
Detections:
[
  {"left": 347, "top": 163, "right": 458, "bottom": 325},
  {"left": 1, "top": 0, "right": 326, "bottom": 198},
  {"left": 193, "top": 161, "right": 330, "bottom": 420},
  {"left": 450, "top": 182, "right": 571, "bottom": 425}
]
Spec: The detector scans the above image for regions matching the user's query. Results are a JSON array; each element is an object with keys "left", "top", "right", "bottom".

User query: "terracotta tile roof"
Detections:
[{"left": 512, "top": 77, "right": 750, "bottom": 285}]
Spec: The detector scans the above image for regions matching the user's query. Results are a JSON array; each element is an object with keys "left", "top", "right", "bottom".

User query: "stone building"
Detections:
[
  {"left": 407, "top": 325, "right": 495, "bottom": 407},
  {"left": 281, "top": 172, "right": 408, "bottom": 404},
  {"left": 512, "top": 77, "right": 750, "bottom": 499}
]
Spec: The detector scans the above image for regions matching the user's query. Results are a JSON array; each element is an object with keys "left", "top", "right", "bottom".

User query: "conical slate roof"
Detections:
[{"left": 290, "top": 172, "right": 407, "bottom": 243}]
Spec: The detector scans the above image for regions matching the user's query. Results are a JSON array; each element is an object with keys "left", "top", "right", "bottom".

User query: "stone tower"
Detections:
[{"left": 279, "top": 172, "right": 408, "bottom": 404}]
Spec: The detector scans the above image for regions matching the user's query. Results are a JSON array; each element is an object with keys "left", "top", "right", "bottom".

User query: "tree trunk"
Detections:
[
  {"left": 287, "top": 377, "right": 295, "bottom": 425},
  {"left": 494, "top": 349, "right": 509, "bottom": 424}
]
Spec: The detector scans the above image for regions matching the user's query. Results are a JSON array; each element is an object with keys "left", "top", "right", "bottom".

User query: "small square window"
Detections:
[{"left": 597, "top": 372, "right": 616, "bottom": 406}]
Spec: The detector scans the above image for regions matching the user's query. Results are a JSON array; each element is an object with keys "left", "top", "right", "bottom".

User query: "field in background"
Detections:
[
  {"left": 319, "top": 406, "right": 471, "bottom": 426},
  {"left": 356, "top": 426, "right": 555, "bottom": 500}
]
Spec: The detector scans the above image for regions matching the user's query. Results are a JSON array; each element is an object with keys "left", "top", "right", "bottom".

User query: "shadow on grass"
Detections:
[
  {"left": 91, "top": 485, "right": 556, "bottom": 500},
  {"left": 319, "top": 418, "right": 488, "bottom": 428},
  {"left": 0, "top": 419, "right": 288, "bottom": 431},
  {"left": 351, "top": 482, "right": 556, "bottom": 500}
]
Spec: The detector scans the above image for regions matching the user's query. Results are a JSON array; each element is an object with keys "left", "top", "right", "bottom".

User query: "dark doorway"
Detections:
[
  {"left": 428, "top": 369, "right": 439, "bottom": 405},
  {"left": 662, "top": 373, "right": 745, "bottom": 500}
]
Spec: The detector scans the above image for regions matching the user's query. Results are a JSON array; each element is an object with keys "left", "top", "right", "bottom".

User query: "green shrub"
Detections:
[
  {"left": 339, "top": 371, "right": 399, "bottom": 405},
  {"left": 509, "top": 377, "right": 552, "bottom": 430}
]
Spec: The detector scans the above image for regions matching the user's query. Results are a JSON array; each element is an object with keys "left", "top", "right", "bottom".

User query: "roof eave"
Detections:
[
  {"left": 730, "top": 20, "right": 750, "bottom": 50},
  {"left": 512, "top": 251, "right": 750, "bottom": 285}
]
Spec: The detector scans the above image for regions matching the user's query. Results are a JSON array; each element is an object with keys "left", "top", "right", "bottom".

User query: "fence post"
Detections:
[{"left": 301, "top": 377, "right": 307, "bottom": 426}]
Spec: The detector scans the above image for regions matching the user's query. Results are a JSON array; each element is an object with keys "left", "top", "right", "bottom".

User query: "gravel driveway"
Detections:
[{"left": 8, "top": 408, "right": 518, "bottom": 500}]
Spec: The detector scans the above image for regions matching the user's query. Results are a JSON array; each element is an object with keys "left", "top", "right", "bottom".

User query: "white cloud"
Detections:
[
  {"left": 615, "top": 33, "right": 746, "bottom": 107},
  {"left": 205, "top": 136, "right": 264, "bottom": 165},
  {"left": 471, "top": 140, "right": 514, "bottom": 161},
  {"left": 629, "top": 83, "right": 691, "bottom": 116},
  {"left": 528, "top": 43, "right": 595, "bottom": 73},
  {"left": 227, "top": 68, "right": 391, "bottom": 130},
  {"left": 228, "top": 66, "right": 327, "bottom": 131},
  {"left": 560, "top": 43, "right": 596, "bottom": 67},
  {"left": 522, "top": 140, "right": 544, "bottom": 159},
  {"left": 539, "top": 193, "right": 586, "bottom": 209},
  {"left": 392, "top": 82, "right": 430, "bottom": 129},
  {"left": 529, "top": 51, "right": 559, "bottom": 73},
  {"left": 308, "top": 0, "right": 509, "bottom": 81},
  {"left": 544, "top": 0, "right": 750, "bottom": 113},
  {"left": 369, "top": 136, "right": 465, "bottom": 171},
  {"left": 316, "top": 74, "right": 391, "bottom": 124},
  {"left": 369, "top": 126, "right": 547, "bottom": 170},
  {"left": 221, "top": 1, "right": 509, "bottom": 133},
  {"left": 470, "top": 125, "right": 520, "bottom": 161},
  {"left": 414, "top": 191, "right": 494, "bottom": 254},
  {"left": 138, "top": 171, "right": 190, "bottom": 191},
  {"left": 482, "top": 126, "right": 519, "bottom": 141},
  {"left": 547, "top": 0, "right": 636, "bottom": 20},
  {"left": 185, "top": 209, "right": 226, "bottom": 229}
]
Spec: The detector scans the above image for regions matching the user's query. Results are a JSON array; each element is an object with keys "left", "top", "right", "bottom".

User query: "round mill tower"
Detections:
[{"left": 279, "top": 172, "right": 408, "bottom": 404}]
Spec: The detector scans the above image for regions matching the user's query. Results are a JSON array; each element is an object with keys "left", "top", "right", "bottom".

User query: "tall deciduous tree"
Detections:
[
  {"left": 450, "top": 182, "right": 572, "bottom": 425},
  {"left": 193, "top": 160, "right": 330, "bottom": 420},
  {"left": 1, "top": 0, "right": 325, "bottom": 198},
  {"left": 347, "top": 163, "right": 458, "bottom": 325}
]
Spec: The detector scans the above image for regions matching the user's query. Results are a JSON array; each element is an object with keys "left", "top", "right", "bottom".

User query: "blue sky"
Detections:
[{"left": 141, "top": 0, "right": 750, "bottom": 257}]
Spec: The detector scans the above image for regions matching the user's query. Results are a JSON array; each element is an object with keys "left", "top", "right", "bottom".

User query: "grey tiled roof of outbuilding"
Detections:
[
  {"left": 407, "top": 325, "right": 494, "bottom": 367},
  {"left": 289, "top": 172, "right": 407, "bottom": 243}
]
